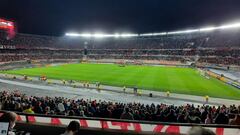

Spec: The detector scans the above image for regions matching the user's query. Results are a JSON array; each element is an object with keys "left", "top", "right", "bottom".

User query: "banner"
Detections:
[{"left": 12, "top": 114, "right": 240, "bottom": 135}]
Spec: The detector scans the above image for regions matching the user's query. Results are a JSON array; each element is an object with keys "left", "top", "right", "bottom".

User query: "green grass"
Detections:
[{"left": 2, "top": 63, "right": 240, "bottom": 100}]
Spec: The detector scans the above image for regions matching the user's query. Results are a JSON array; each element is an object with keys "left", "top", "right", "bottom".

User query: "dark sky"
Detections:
[{"left": 1, "top": 0, "right": 240, "bottom": 36}]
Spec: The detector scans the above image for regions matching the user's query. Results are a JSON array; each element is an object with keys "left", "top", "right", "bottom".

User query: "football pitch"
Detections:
[{"left": 2, "top": 63, "right": 240, "bottom": 100}]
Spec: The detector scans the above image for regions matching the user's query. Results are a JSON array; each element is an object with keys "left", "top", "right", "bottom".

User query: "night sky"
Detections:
[{"left": 1, "top": 0, "right": 240, "bottom": 36}]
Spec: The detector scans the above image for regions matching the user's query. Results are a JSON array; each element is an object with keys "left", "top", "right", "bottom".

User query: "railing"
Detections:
[{"left": 0, "top": 111, "right": 239, "bottom": 135}]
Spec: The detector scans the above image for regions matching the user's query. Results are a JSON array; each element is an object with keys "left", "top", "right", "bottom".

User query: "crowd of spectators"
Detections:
[
  {"left": 0, "top": 91, "right": 240, "bottom": 125},
  {"left": 1, "top": 48, "right": 240, "bottom": 65},
  {"left": 1, "top": 29, "right": 240, "bottom": 49},
  {"left": 0, "top": 30, "right": 240, "bottom": 65}
]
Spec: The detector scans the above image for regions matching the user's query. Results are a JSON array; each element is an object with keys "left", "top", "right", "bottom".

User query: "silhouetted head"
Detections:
[
  {"left": 188, "top": 127, "right": 216, "bottom": 135},
  {"left": 67, "top": 121, "right": 80, "bottom": 133},
  {"left": 0, "top": 111, "right": 17, "bottom": 130}
]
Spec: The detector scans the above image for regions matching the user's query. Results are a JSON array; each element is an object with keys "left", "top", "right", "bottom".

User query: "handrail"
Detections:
[{"left": 1, "top": 110, "right": 239, "bottom": 129}]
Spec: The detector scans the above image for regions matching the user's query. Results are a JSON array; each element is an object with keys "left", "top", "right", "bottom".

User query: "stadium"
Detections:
[{"left": 0, "top": 1, "right": 240, "bottom": 135}]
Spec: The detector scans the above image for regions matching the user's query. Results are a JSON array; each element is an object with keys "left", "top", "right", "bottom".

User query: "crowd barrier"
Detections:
[{"left": 0, "top": 111, "right": 239, "bottom": 135}]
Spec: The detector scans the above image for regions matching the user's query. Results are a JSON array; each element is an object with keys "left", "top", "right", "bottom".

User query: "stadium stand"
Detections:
[
  {"left": 0, "top": 29, "right": 240, "bottom": 66},
  {"left": 0, "top": 91, "right": 240, "bottom": 125},
  {"left": 0, "top": 91, "right": 240, "bottom": 135}
]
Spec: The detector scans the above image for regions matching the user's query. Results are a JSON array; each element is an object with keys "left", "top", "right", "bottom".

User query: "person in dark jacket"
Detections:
[
  {"left": 214, "top": 112, "right": 229, "bottom": 124},
  {"left": 120, "top": 108, "right": 134, "bottom": 120}
]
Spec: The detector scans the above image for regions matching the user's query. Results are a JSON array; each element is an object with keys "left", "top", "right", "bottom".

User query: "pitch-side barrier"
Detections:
[{"left": 0, "top": 111, "right": 239, "bottom": 135}]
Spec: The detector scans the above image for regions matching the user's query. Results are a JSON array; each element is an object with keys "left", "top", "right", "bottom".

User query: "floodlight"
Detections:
[
  {"left": 168, "top": 29, "right": 199, "bottom": 34},
  {"left": 199, "top": 26, "right": 218, "bottom": 32},
  {"left": 140, "top": 33, "right": 153, "bottom": 36},
  {"left": 93, "top": 33, "right": 105, "bottom": 38},
  {"left": 140, "top": 32, "right": 167, "bottom": 36},
  {"left": 65, "top": 33, "right": 81, "bottom": 36},
  {"left": 219, "top": 23, "right": 240, "bottom": 29},
  {"left": 80, "top": 33, "right": 92, "bottom": 37},
  {"left": 114, "top": 33, "right": 120, "bottom": 38},
  {"left": 120, "top": 33, "right": 138, "bottom": 37},
  {"left": 152, "top": 32, "right": 167, "bottom": 36},
  {"left": 65, "top": 20, "right": 240, "bottom": 38}
]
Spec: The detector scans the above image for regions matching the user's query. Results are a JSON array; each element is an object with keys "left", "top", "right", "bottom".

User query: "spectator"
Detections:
[
  {"left": 0, "top": 111, "right": 17, "bottom": 135},
  {"left": 34, "top": 102, "right": 43, "bottom": 114},
  {"left": 205, "top": 113, "right": 212, "bottom": 124},
  {"left": 58, "top": 101, "right": 65, "bottom": 114},
  {"left": 229, "top": 114, "right": 240, "bottom": 125},
  {"left": 165, "top": 109, "right": 177, "bottom": 122},
  {"left": 187, "top": 127, "right": 216, "bottom": 135},
  {"left": 14, "top": 103, "right": 23, "bottom": 112},
  {"left": 79, "top": 111, "right": 86, "bottom": 117},
  {"left": 61, "top": 121, "right": 80, "bottom": 135},
  {"left": 68, "top": 110, "right": 75, "bottom": 116},
  {"left": 23, "top": 105, "right": 34, "bottom": 114},
  {"left": 120, "top": 108, "right": 134, "bottom": 120},
  {"left": 133, "top": 110, "right": 141, "bottom": 120},
  {"left": 44, "top": 106, "right": 51, "bottom": 115},
  {"left": 214, "top": 112, "right": 229, "bottom": 124}
]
